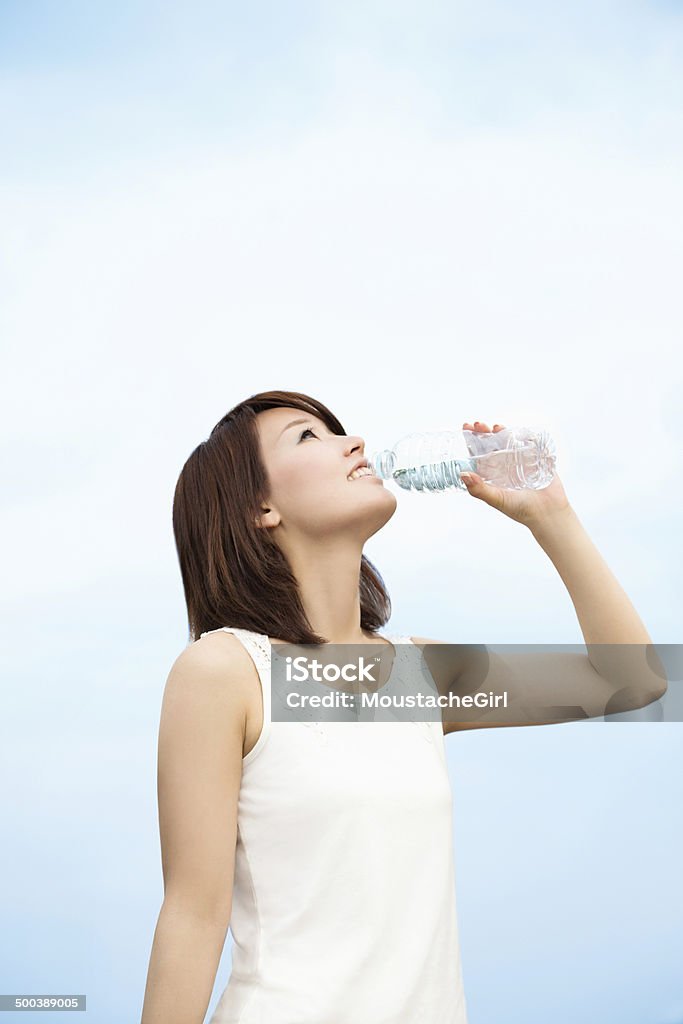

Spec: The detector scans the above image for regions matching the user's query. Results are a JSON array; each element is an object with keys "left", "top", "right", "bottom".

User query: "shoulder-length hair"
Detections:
[{"left": 172, "top": 389, "right": 392, "bottom": 645}]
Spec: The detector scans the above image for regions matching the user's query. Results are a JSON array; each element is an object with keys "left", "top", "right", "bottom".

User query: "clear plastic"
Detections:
[{"left": 369, "top": 425, "right": 557, "bottom": 493}]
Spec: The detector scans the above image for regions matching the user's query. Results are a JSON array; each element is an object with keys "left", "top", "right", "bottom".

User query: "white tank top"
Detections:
[{"left": 201, "top": 626, "right": 469, "bottom": 1024}]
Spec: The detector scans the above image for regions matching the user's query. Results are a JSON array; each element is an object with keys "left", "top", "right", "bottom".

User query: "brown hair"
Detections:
[{"left": 172, "top": 389, "right": 392, "bottom": 645}]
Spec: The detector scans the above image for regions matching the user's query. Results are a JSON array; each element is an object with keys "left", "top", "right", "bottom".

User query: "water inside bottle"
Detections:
[
  {"left": 393, "top": 458, "right": 475, "bottom": 492},
  {"left": 392, "top": 440, "right": 554, "bottom": 492}
]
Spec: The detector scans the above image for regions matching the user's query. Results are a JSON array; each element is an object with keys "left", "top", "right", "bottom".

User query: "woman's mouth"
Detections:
[{"left": 347, "top": 467, "right": 376, "bottom": 481}]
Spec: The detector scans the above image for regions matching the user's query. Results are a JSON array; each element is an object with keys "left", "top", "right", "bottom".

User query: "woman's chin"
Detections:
[{"left": 364, "top": 490, "right": 398, "bottom": 536}]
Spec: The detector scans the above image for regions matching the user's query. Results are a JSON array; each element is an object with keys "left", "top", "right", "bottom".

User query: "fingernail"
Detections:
[{"left": 461, "top": 473, "right": 473, "bottom": 485}]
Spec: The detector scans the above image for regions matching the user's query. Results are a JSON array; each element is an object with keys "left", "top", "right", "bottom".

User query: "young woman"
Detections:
[{"left": 140, "top": 389, "right": 665, "bottom": 1024}]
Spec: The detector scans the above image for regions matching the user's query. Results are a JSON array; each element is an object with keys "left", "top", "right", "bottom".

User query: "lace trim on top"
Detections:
[{"left": 198, "top": 629, "right": 430, "bottom": 763}]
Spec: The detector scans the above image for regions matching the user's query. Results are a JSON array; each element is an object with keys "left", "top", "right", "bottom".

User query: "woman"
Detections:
[{"left": 140, "top": 389, "right": 665, "bottom": 1023}]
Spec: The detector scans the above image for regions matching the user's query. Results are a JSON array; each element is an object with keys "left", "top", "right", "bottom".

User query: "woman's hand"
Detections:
[{"left": 460, "top": 421, "right": 572, "bottom": 530}]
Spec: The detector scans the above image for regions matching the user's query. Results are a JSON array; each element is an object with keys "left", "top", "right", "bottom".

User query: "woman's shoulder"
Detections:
[{"left": 168, "top": 629, "right": 262, "bottom": 696}]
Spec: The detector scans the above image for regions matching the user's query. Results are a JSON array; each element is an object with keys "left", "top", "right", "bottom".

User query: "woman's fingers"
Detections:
[{"left": 462, "top": 421, "right": 506, "bottom": 432}]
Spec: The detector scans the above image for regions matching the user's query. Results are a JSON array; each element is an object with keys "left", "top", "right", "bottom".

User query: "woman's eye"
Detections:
[{"left": 299, "top": 428, "right": 317, "bottom": 441}]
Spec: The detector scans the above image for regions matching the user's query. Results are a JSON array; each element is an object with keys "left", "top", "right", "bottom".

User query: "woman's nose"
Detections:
[{"left": 345, "top": 435, "right": 365, "bottom": 455}]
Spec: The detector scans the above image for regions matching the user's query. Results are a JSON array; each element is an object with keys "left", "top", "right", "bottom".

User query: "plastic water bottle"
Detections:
[{"left": 369, "top": 426, "right": 557, "bottom": 494}]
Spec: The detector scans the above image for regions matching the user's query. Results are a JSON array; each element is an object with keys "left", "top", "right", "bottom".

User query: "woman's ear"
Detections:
[{"left": 255, "top": 506, "right": 281, "bottom": 529}]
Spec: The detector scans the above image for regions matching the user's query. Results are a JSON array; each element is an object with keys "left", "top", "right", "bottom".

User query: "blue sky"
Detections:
[{"left": 1, "top": 2, "right": 682, "bottom": 1022}]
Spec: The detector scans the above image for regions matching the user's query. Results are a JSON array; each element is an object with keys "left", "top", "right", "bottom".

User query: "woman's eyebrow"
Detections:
[
  {"left": 277, "top": 417, "right": 327, "bottom": 439},
  {"left": 278, "top": 417, "right": 312, "bottom": 438}
]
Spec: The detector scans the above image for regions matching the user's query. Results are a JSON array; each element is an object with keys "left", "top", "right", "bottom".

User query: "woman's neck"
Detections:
[{"left": 285, "top": 538, "right": 371, "bottom": 645}]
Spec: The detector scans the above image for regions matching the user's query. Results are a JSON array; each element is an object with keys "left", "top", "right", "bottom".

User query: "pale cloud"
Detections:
[
  {"left": 2, "top": 106, "right": 680, "bottom": 621},
  {"left": 1, "top": 2, "right": 680, "bottom": 631}
]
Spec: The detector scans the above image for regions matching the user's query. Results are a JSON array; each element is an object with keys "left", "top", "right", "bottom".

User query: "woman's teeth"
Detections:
[{"left": 347, "top": 467, "right": 375, "bottom": 481}]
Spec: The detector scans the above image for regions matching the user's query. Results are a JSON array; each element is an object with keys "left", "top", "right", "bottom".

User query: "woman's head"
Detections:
[
  {"left": 173, "top": 390, "right": 395, "bottom": 645},
  {"left": 252, "top": 401, "right": 397, "bottom": 546}
]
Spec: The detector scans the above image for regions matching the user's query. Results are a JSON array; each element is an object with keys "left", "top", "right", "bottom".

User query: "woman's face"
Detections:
[{"left": 255, "top": 407, "right": 397, "bottom": 544}]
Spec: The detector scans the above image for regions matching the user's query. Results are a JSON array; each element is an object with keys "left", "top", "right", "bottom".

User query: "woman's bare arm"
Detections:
[
  {"left": 406, "top": 420, "right": 667, "bottom": 731},
  {"left": 140, "top": 635, "right": 252, "bottom": 1023},
  {"left": 410, "top": 507, "right": 667, "bottom": 732}
]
